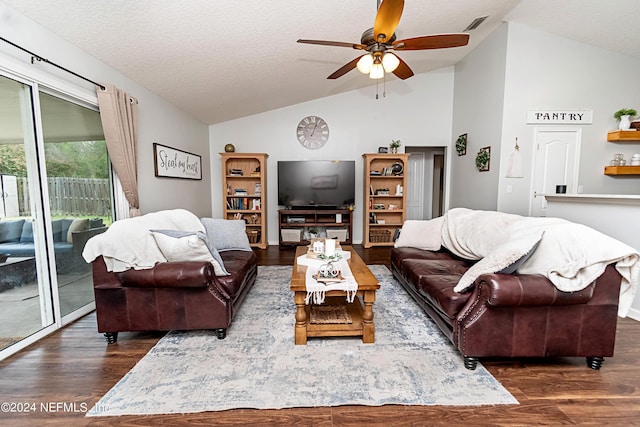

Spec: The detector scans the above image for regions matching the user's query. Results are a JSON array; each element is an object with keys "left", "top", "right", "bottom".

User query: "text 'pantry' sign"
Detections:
[{"left": 526, "top": 110, "right": 593, "bottom": 124}]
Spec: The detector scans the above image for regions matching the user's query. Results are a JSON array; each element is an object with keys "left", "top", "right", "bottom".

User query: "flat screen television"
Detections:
[{"left": 277, "top": 160, "right": 355, "bottom": 209}]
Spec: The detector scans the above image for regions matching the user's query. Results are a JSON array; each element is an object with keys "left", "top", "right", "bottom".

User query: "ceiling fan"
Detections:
[{"left": 297, "top": 0, "right": 470, "bottom": 80}]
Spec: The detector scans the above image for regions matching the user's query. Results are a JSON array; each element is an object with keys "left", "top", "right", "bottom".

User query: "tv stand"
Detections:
[{"left": 278, "top": 209, "right": 352, "bottom": 247}]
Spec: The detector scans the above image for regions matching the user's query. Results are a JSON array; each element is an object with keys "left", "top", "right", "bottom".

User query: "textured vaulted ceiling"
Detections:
[{"left": 2, "top": 0, "right": 638, "bottom": 125}]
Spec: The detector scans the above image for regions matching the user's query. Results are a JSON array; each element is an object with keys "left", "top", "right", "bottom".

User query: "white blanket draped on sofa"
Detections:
[
  {"left": 83, "top": 209, "right": 205, "bottom": 272},
  {"left": 404, "top": 208, "right": 640, "bottom": 317}
]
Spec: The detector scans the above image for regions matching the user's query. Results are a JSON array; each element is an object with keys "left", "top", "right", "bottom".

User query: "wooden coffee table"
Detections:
[{"left": 290, "top": 246, "right": 380, "bottom": 345}]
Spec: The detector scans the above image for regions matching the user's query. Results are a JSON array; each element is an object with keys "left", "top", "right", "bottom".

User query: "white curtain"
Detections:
[{"left": 96, "top": 84, "right": 141, "bottom": 217}]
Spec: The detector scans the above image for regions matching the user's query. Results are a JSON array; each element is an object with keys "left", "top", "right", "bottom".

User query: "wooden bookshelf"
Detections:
[
  {"left": 220, "top": 153, "right": 268, "bottom": 249},
  {"left": 362, "top": 153, "right": 409, "bottom": 248}
]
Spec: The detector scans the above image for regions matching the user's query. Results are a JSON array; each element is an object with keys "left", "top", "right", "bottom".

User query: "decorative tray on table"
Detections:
[{"left": 312, "top": 272, "right": 345, "bottom": 285}]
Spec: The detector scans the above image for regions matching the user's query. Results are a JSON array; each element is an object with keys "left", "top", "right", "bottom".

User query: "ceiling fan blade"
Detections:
[
  {"left": 327, "top": 56, "right": 361, "bottom": 79},
  {"left": 392, "top": 56, "right": 414, "bottom": 80},
  {"left": 297, "top": 39, "right": 366, "bottom": 50},
  {"left": 373, "top": 0, "right": 404, "bottom": 43},
  {"left": 393, "top": 33, "right": 470, "bottom": 51}
]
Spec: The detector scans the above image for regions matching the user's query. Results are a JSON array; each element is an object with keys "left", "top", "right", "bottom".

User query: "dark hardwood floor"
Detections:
[{"left": 1, "top": 245, "right": 639, "bottom": 426}]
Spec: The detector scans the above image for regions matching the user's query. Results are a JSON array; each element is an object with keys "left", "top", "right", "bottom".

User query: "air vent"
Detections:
[{"left": 463, "top": 16, "right": 488, "bottom": 32}]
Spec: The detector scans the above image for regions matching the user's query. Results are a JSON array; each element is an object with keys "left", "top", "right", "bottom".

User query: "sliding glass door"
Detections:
[
  {"left": 0, "top": 73, "right": 112, "bottom": 353},
  {"left": 38, "top": 90, "right": 110, "bottom": 317},
  {"left": 0, "top": 75, "right": 54, "bottom": 349}
]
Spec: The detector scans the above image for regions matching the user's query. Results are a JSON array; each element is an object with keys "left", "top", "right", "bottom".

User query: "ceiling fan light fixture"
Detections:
[
  {"left": 369, "top": 63, "right": 384, "bottom": 79},
  {"left": 356, "top": 54, "right": 374, "bottom": 74},
  {"left": 381, "top": 52, "right": 400, "bottom": 73}
]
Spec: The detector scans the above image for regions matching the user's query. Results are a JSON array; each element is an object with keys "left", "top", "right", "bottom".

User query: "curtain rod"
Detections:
[{"left": 0, "top": 36, "right": 106, "bottom": 90}]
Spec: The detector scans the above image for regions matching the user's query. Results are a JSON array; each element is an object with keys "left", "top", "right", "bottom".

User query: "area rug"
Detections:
[{"left": 87, "top": 265, "right": 517, "bottom": 416}]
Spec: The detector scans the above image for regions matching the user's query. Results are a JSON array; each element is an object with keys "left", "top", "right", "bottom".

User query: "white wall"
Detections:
[
  {"left": 210, "top": 69, "right": 455, "bottom": 244},
  {"left": 545, "top": 195, "right": 640, "bottom": 320},
  {"left": 0, "top": 2, "right": 212, "bottom": 217},
  {"left": 498, "top": 22, "right": 640, "bottom": 215},
  {"left": 449, "top": 24, "right": 508, "bottom": 211}
]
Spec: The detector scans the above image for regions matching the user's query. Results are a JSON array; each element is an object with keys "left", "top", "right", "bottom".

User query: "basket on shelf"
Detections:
[
  {"left": 246, "top": 230, "right": 260, "bottom": 244},
  {"left": 369, "top": 229, "right": 391, "bottom": 243}
]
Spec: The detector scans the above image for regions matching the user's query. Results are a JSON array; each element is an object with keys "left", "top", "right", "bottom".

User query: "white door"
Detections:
[
  {"left": 406, "top": 153, "right": 425, "bottom": 220},
  {"left": 530, "top": 128, "right": 581, "bottom": 217},
  {"left": 1, "top": 175, "right": 19, "bottom": 217}
]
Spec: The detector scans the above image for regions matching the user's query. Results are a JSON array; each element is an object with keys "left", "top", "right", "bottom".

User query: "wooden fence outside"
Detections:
[{"left": 16, "top": 177, "right": 111, "bottom": 216}]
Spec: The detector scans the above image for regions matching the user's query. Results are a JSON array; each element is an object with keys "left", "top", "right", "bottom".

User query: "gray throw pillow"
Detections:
[
  {"left": 200, "top": 218, "right": 252, "bottom": 252},
  {"left": 0, "top": 219, "right": 25, "bottom": 243},
  {"left": 150, "top": 229, "right": 230, "bottom": 276}
]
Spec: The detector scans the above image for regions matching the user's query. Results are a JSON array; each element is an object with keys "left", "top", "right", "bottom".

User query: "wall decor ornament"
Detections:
[
  {"left": 475, "top": 146, "right": 491, "bottom": 172},
  {"left": 296, "top": 115, "right": 329, "bottom": 150},
  {"left": 455, "top": 133, "right": 467, "bottom": 156},
  {"left": 153, "top": 143, "right": 202, "bottom": 180},
  {"left": 224, "top": 143, "right": 236, "bottom": 152}
]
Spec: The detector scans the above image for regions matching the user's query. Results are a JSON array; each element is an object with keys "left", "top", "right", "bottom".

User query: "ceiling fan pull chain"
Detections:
[
  {"left": 376, "top": 78, "right": 379, "bottom": 99},
  {"left": 383, "top": 73, "right": 387, "bottom": 98}
]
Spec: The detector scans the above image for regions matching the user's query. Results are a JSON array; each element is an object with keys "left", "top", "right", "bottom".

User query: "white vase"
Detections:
[{"left": 618, "top": 115, "right": 632, "bottom": 130}]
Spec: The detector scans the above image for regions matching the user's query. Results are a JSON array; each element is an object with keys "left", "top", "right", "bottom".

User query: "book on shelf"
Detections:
[
  {"left": 234, "top": 188, "right": 248, "bottom": 195},
  {"left": 229, "top": 168, "right": 244, "bottom": 176}
]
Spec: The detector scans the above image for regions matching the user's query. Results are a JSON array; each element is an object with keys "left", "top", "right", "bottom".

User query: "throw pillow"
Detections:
[
  {"left": 150, "top": 229, "right": 230, "bottom": 276},
  {"left": 200, "top": 218, "right": 252, "bottom": 252},
  {"left": 453, "top": 232, "right": 544, "bottom": 293},
  {"left": 0, "top": 219, "right": 25, "bottom": 243},
  {"left": 67, "top": 218, "right": 88, "bottom": 243},
  {"left": 394, "top": 217, "right": 444, "bottom": 251},
  {"left": 20, "top": 220, "right": 34, "bottom": 243}
]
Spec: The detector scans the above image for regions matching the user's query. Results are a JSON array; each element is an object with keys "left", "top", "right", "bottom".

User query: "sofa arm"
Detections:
[
  {"left": 476, "top": 273, "right": 595, "bottom": 307},
  {"left": 117, "top": 261, "right": 215, "bottom": 288}
]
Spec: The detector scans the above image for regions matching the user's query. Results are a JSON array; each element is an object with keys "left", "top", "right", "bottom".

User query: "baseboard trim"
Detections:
[{"left": 625, "top": 307, "right": 640, "bottom": 322}]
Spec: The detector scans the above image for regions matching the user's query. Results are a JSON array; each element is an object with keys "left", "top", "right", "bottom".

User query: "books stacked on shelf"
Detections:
[
  {"left": 234, "top": 188, "right": 248, "bottom": 195},
  {"left": 227, "top": 197, "right": 260, "bottom": 210},
  {"left": 229, "top": 168, "right": 244, "bottom": 176}
]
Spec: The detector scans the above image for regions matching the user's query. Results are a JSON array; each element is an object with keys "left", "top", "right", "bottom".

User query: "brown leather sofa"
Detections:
[
  {"left": 391, "top": 246, "right": 622, "bottom": 370},
  {"left": 91, "top": 249, "right": 257, "bottom": 343}
]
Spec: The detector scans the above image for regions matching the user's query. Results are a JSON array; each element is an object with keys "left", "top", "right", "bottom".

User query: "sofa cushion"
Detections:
[
  {"left": 391, "top": 247, "right": 460, "bottom": 274},
  {"left": 150, "top": 229, "right": 229, "bottom": 276},
  {"left": 416, "top": 274, "right": 472, "bottom": 319},
  {"left": 215, "top": 250, "right": 257, "bottom": 298},
  {"left": 201, "top": 218, "right": 252, "bottom": 252},
  {"left": 88, "top": 218, "right": 104, "bottom": 229},
  {"left": 0, "top": 219, "right": 25, "bottom": 243},
  {"left": 20, "top": 221, "right": 34, "bottom": 243},
  {"left": 401, "top": 259, "right": 469, "bottom": 290},
  {"left": 51, "top": 219, "right": 74, "bottom": 242}
]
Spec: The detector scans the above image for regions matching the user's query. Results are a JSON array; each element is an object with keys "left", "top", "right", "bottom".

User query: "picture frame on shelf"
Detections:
[{"left": 378, "top": 147, "right": 388, "bottom": 153}]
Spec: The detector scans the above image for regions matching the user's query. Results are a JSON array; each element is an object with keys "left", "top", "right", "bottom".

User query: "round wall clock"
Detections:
[{"left": 296, "top": 116, "right": 329, "bottom": 150}]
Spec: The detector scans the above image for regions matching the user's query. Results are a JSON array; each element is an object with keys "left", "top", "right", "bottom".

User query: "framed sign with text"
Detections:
[{"left": 153, "top": 143, "right": 202, "bottom": 180}]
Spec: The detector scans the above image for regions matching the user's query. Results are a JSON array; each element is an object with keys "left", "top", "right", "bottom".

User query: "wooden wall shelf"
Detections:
[
  {"left": 607, "top": 130, "right": 640, "bottom": 142},
  {"left": 604, "top": 166, "right": 640, "bottom": 175}
]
